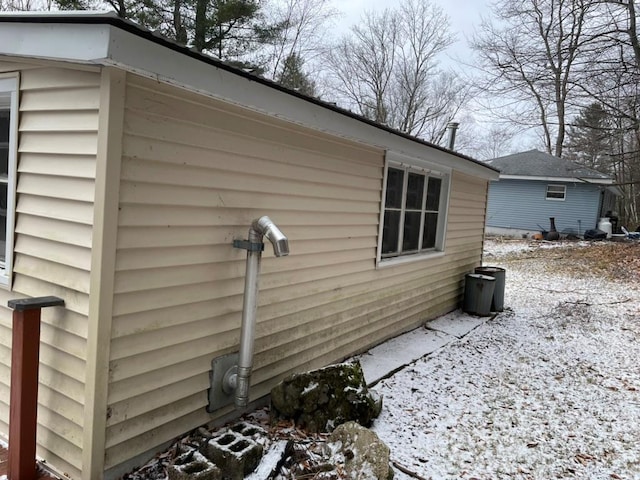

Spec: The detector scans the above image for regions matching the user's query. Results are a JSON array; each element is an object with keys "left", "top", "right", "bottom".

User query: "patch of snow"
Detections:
[
  {"left": 371, "top": 243, "right": 640, "bottom": 479},
  {"left": 483, "top": 238, "right": 593, "bottom": 259},
  {"left": 483, "top": 239, "right": 537, "bottom": 257},
  {"left": 356, "top": 326, "right": 454, "bottom": 385},
  {"left": 245, "top": 440, "right": 288, "bottom": 480},
  {"left": 301, "top": 382, "right": 319, "bottom": 395},
  {"left": 425, "top": 311, "right": 486, "bottom": 338}
]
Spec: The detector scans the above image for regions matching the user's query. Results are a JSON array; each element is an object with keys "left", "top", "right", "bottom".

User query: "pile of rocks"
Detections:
[{"left": 121, "top": 361, "right": 394, "bottom": 480}]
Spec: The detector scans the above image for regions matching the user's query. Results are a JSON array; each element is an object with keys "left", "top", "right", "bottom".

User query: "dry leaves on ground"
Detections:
[{"left": 487, "top": 239, "right": 640, "bottom": 282}]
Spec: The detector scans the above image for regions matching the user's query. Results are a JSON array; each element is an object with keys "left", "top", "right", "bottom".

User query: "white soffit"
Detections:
[{"left": 0, "top": 16, "right": 499, "bottom": 181}]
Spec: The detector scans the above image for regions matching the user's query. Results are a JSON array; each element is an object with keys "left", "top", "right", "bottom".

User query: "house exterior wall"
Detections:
[
  {"left": 104, "top": 73, "right": 489, "bottom": 476},
  {"left": 0, "top": 59, "right": 102, "bottom": 479},
  {"left": 0, "top": 59, "right": 491, "bottom": 480},
  {"left": 486, "top": 178, "right": 603, "bottom": 236}
]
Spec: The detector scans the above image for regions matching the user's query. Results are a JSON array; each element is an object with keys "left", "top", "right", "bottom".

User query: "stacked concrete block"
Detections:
[
  {"left": 203, "top": 423, "right": 264, "bottom": 480},
  {"left": 168, "top": 449, "right": 221, "bottom": 480}
]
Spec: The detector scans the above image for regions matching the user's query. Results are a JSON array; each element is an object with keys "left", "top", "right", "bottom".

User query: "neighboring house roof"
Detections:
[
  {"left": 486, "top": 149, "right": 614, "bottom": 184},
  {"left": 0, "top": 11, "right": 499, "bottom": 181}
]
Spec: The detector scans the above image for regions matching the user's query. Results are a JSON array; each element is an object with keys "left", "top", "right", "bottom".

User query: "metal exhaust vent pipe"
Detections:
[
  {"left": 225, "top": 216, "right": 289, "bottom": 408},
  {"left": 446, "top": 121, "right": 459, "bottom": 150}
]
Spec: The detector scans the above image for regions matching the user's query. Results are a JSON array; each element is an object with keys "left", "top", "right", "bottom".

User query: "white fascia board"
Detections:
[
  {"left": 0, "top": 22, "right": 111, "bottom": 63},
  {"left": 499, "top": 174, "right": 613, "bottom": 185},
  {"left": 0, "top": 20, "right": 498, "bottom": 181}
]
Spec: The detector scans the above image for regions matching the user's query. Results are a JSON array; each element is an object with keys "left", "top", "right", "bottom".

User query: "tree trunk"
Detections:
[{"left": 194, "top": 0, "right": 207, "bottom": 52}]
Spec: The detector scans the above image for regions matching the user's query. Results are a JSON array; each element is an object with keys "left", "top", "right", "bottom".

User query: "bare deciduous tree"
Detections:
[
  {"left": 0, "top": 0, "right": 51, "bottom": 10},
  {"left": 327, "top": 8, "right": 399, "bottom": 125},
  {"left": 567, "top": 0, "right": 640, "bottom": 227},
  {"left": 262, "top": 0, "right": 337, "bottom": 81},
  {"left": 324, "top": 0, "right": 465, "bottom": 142},
  {"left": 472, "top": 0, "right": 595, "bottom": 157},
  {"left": 460, "top": 123, "right": 520, "bottom": 161}
]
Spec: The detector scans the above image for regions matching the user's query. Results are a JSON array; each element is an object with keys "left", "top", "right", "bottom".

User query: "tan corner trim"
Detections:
[{"left": 83, "top": 66, "right": 126, "bottom": 480}]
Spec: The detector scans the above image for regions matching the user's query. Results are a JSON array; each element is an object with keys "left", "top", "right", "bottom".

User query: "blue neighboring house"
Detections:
[{"left": 485, "top": 150, "right": 621, "bottom": 237}]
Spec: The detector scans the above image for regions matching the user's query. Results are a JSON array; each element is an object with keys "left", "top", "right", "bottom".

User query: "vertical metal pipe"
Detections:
[
  {"left": 447, "top": 122, "right": 459, "bottom": 150},
  {"left": 234, "top": 227, "right": 262, "bottom": 408},
  {"left": 231, "top": 216, "right": 288, "bottom": 408}
]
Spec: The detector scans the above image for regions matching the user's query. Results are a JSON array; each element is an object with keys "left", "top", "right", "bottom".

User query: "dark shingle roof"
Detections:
[{"left": 486, "top": 149, "right": 612, "bottom": 180}]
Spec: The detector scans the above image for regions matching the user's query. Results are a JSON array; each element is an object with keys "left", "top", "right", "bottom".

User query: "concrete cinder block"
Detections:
[
  {"left": 203, "top": 429, "right": 263, "bottom": 480},
  {"left": 168, "top": 449, "right": 221, "bottom": 480}
]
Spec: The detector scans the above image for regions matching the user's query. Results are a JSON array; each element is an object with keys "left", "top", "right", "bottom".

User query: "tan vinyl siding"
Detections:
[
  {"left": 0, "top": 61, "right": 100, "bottom": 480},
  {"left": 104, "top": 73, "right": 490, "bottom": 471}
]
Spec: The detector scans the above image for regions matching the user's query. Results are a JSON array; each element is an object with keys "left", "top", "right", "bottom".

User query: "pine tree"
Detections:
[
  {"left": 277, "top": 53, "right": 316, "bottom": 96},
  {"left": 565, "top": 103, "right": 614, "bottom": 174}
]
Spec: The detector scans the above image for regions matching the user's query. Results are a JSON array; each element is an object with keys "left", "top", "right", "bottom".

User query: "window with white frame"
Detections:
[
  {"left": 546, "top": 184, "right": 566, "bottom": 201},
  {"left": 0, "top": 76, "right": 18, "bottom": 286},
  {"left": 378, "top": 153, "right": 450, "bottom": 264}
]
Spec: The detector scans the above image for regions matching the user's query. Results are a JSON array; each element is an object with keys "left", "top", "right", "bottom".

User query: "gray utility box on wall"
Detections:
[
  {"left": 474, "top": 266, "right": 506, "bottom": 312},
  {"left": 463, "top": 274, "right": 496, "bottom": 316}
]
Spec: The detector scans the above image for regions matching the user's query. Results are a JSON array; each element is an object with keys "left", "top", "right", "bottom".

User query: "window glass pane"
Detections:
[
  {"left": 0, "top": 109, "right": 9, "bottom": 177},
  {"left": 385, "top": 168, "right": 404, "bottom": 208},
  {"left": 382, "top": 210, "right": 400, "bottom": 254},
  {"left": 0, "top": 182, "right": 7, "bottom": 264},
  {"left": 0, "top": 149, "right": 7, "bottom": 180},
  {"left": 0, "top": 109, "right": 9, "bottom": 143},
  {"left": 426, "top": 177, "right": 442, "bottom": 211},
  {"left": 405, "top": 172, "right": 424, "bottom": 210},
  {"left": 422, "top": 212, "right": 438, "bottom": 249},
  {"left": 546, "top": 185, "right": 565, "bottom": 199},
  {"left": 0, "top": 90, "right": 13, "bottom": 273},
  {"left": 402, "top": 212, "right": 421, "bottom": 251}
]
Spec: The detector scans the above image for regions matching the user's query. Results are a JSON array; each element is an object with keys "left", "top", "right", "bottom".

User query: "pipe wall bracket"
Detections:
[
  {"left": 207, "top": 352, "right": 239, "bottom": 412},
  {"left": 233, "top": 240, "right": 264, "bottom": 252}
]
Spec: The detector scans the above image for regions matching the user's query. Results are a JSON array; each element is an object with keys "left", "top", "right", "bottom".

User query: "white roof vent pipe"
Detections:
[
  {"left": 447, "top": 121, "right": 459, "bottom": 150},
  {"left": 223, "top": 216, "right": 289, "bottom": 408}
]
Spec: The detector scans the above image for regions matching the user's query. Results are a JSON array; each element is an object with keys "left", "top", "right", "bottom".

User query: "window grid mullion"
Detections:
[
  {"left": 417, "top": 172, "right": 427, "bottom": 253},
  {"left": 397, "top": 167, "right": 409, "bottom": 254}
]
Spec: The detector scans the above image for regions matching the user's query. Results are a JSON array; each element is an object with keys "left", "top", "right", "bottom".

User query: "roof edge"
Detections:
[
  {"left": 0, "top": 12, "right": 499, "bottom": 178},
  {"left": 500, "top": 174, "right": 615, "bottom": 184}
]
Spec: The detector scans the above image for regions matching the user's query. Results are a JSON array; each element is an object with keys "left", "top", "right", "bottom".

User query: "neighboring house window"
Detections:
[
  {"left": 546, "top": 184, "right": 566, "bottom": 201},
  {"left": 0, "top": 76, "right": 18, "bottom": 287},
  {"left": 378, "top": 152, "right": 450, "bottom": 265}
]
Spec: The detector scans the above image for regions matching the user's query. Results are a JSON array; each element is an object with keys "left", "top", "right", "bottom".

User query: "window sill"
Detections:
[{"left": 377, "top": 250, "right": 445, "bottom": 269}]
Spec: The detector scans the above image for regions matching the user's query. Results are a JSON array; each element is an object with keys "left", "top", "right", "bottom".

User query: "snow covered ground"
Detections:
[{"left": 373, "top": 239, "right": 640, "bottom": 480}]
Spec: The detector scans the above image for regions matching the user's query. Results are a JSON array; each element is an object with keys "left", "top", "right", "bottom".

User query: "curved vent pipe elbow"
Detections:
[{"left": 253, "top": 216, "right": 290, "bottom": 257}]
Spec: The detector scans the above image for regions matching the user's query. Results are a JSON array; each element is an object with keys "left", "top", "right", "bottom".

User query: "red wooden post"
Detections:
[{"left": 7, "top": 296, "right": 64, "bottom": 480}]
